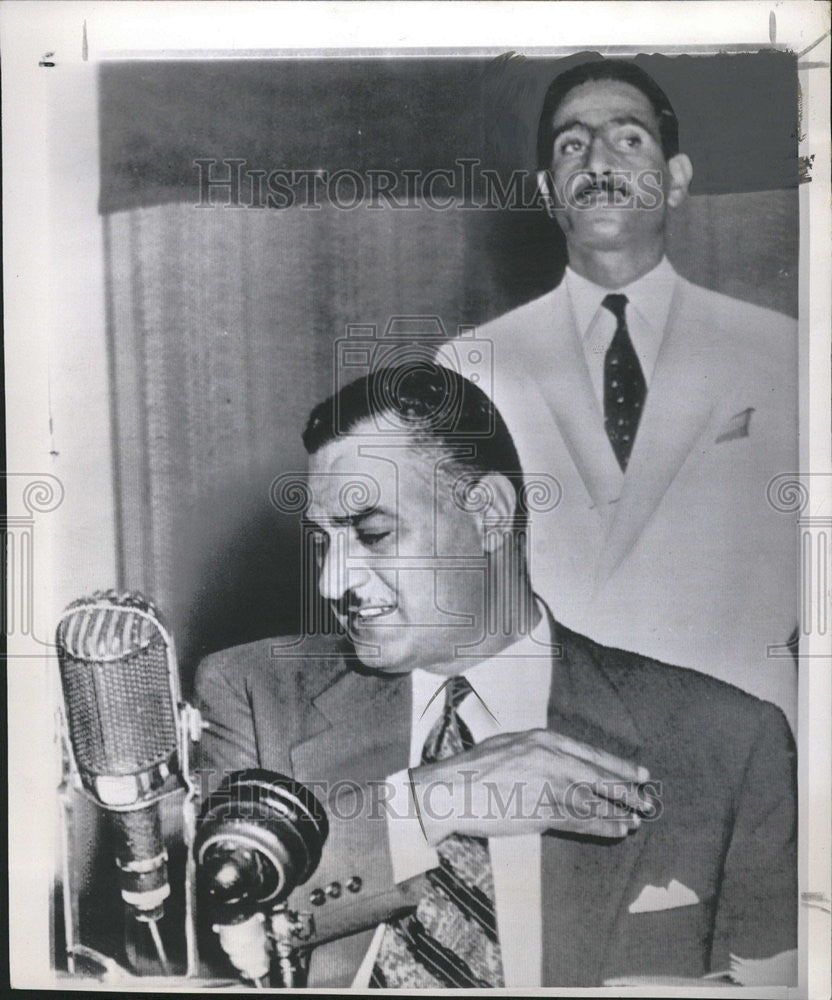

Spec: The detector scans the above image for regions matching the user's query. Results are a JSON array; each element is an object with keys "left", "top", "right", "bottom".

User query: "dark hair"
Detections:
[
  {"left": 303, "top": 364, "right": 527, "bottom": 526},
  {"left": 537, "top": 58, "right": 680, "bottom": 169}
]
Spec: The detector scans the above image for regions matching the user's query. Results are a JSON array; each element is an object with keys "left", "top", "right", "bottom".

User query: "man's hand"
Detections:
[
  {"left": 213, "top": 912, "right": 271, "bottom": 983},
  {"left": 411, "top": 728, "right": 655, "bottom": 842}
]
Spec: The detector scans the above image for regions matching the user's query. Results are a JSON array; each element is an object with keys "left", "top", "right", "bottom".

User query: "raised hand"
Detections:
[{"left": 412, "top": 728, "right": 655, "bottom": 842}]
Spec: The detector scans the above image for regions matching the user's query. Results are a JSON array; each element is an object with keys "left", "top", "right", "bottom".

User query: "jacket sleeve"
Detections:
[
  {"left": 192, "top": 652, "right": 260, "bottom": 797},
  {"left": 284, "top": 775, "right": 424, "bottom": 987},
  {"left": 710, "top": 700, "right": 797, "bottom": 974}
]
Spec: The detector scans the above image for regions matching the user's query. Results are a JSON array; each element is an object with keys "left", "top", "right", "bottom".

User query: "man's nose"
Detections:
[
  {"left": 584, "top": 132, "right": 615, "bottom": 175},
  {"left": 317, "top": 534, "right": 370, "bottom": 601}
]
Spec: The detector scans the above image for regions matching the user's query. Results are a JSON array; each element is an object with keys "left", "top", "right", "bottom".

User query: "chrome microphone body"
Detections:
[{"left": 56, "top": 591, "right": 186, "bottom": 924}]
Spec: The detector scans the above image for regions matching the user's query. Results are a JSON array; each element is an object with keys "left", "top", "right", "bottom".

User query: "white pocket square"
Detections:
[{"left": 628, "top": 879, "right": 700, "bottom": 913}]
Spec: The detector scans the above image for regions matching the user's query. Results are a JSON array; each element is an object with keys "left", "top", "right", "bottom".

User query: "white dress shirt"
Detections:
[
  {"left": 565, "top": 256, "right": 678, "bottom": 413},
  {"left": 351, "top": 606, "right": 555, "bottom": 988}
]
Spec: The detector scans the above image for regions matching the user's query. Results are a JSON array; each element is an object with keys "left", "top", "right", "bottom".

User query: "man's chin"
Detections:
[
  {"left": 569, "top": 208, "right": 629, "bottom": 232},
  {"left": 564, "top": 206, "right": 664, "bottom": 246},
  {"left": 567, "top": 219, "right": 653, "bottom": 253},
  {"left": 345, "top": 633, "right": 412, "bottom": 675}
]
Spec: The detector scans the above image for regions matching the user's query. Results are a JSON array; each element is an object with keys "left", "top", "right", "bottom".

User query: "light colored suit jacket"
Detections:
[
  {"left": 468, "top": 277, "right": 798, "bottom": 725},
  {"left": 194, "top": 622, "right": 796, "bottom": 987}
]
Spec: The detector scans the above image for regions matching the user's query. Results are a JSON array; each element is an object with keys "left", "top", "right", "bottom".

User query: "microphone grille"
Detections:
[{"left": 57, "top": 591, "right": 179, "bottom": 779}]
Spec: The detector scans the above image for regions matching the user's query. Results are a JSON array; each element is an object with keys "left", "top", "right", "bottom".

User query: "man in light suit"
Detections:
[
  {"left": 194, "top": 365, "right": 796, "bottom": 988},
  {"left": 457, "top": 59, "right": 798, "bottom": 725}
]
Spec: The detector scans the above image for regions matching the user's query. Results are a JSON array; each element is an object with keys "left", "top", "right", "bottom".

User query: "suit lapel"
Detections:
[
  {"left": 288, "top": 662, "right": 411, "bottom": 988},
  {"left": 541, "top": 621, "right": 652, "bottom": 985},
  {"left": 527, "top": 285, "right": 623, "bottom": 520},
  {"left": 289, "top": 664, "right": 411, "bottom": 786},
  {"left": 596, "top": 279, "right": 721, "bottom": 582}
]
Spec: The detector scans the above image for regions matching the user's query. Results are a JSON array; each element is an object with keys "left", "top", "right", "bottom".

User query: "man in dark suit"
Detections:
[
  {"left": 195, "top": 364, "right": 796, "bottom": 988},
  {"left": 452, "top": 58, "right": 798, "bottom": 726}
]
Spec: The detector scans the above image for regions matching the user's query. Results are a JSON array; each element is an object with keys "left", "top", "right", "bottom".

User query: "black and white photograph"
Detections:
[{"left": 3, "top": 2, "right": 830, "bottom": 993}]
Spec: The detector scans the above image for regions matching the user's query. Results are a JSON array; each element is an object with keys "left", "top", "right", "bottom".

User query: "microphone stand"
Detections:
[
  {"left": 56, "top": 708, "right": 79, "bottom": 975},
  {"left": 267, "top": 905, "right": 315, "bottom": 987},
  {"left": 177, "top": 701, "right": 203, "bottom": 979},
  {"left": 255, "top": 875, "right": 429, "bottom": 987},
  {"left": 55, "top": 689, "right": 205, "bottom": 980}
]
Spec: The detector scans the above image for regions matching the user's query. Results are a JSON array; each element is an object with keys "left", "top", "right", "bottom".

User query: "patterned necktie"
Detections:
[
  {"left": 370, "top": 676, "right": 504, "bottom": 988},
  {"left": 602, "top": 293, "right": 646, "bottom": 471}
]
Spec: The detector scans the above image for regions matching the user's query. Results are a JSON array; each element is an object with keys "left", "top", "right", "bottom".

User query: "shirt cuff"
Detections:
[{"left": 385, "top": 767, "right": 439, "bottom": 884}]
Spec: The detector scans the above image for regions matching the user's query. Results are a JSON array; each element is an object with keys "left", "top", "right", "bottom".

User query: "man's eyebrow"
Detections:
[
  {"left": 551, "top": 114, "right": 658, "bottom": 145},
  {"left": 550, "top": 118, "right": 589, "bottom": 144},
  {"left": 608, "top": 114, "right": 659, "bottom": 137},
  {"left": 306, "top": 506, "right": 391, "bottom": 528}
]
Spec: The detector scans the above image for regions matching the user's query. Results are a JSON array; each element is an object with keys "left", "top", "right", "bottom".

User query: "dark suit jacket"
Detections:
[{"left": 194, "top": 621, "right": 797, "bottom": 987}]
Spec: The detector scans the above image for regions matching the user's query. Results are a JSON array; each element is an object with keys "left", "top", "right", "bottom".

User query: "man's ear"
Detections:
[
  {"left": 536, "top": 169, "right": 557, "bottom": 219},
  {"left": 666, "top": 153, "right": 693, "bottom": 208},
  {"left": 474, "top": 473, "right": 518, "bottom": 554}
]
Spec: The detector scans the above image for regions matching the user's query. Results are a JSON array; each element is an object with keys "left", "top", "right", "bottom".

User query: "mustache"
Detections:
[
  {"left": 327, "top": 592, "right": 354, "bottom": 619},
  {"left": 571, "top": 172, "right": 632, "bottom": 200},
  {"left": 327, "top": 593, "right": 393, "bottom": 618}
]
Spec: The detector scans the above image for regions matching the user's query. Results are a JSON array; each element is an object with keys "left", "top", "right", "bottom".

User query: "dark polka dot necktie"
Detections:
[
  {"left": 602, "top": 293, "right": 646, "bottom": 471},
  {"left": 370, "top": 676, "right": 504, "bottom": 988}
]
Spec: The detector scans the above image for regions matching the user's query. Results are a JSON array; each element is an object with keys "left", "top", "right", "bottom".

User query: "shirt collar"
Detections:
[
  {"left": 411, "top": 600, "right": 554, "bottom": 733},
  {"left": 565, "top": 256, "right": 678, "bottom": 341}
]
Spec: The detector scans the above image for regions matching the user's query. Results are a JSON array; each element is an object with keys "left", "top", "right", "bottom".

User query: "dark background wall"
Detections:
[{"left": 100, "top": 51, "right": 799, "bottom": 211}]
